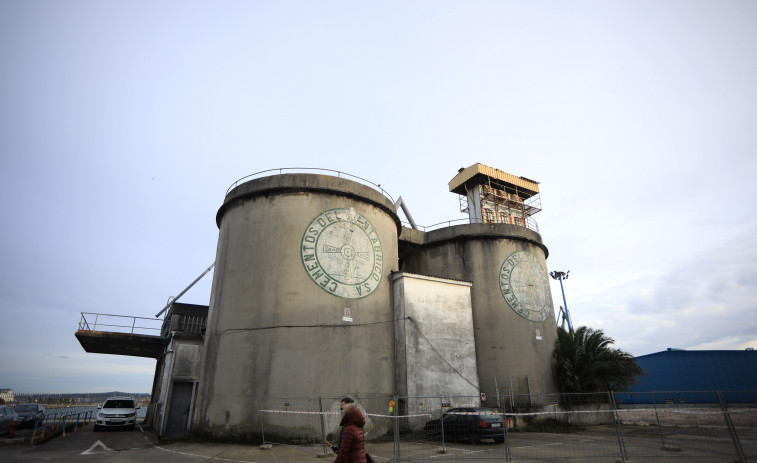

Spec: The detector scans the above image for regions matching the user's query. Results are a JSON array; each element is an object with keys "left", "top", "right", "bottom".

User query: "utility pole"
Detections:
[{"left": 549, "top": 270, "right": 573, "bottom": 332}]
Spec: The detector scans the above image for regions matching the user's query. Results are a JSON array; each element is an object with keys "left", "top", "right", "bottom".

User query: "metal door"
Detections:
[{"left": 165, "top": 382, "right": 193, "bottom": 438}]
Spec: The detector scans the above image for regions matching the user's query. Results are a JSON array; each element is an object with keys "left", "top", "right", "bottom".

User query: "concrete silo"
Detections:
[
  {"left": 399, "top": 164, "right": 559, "bottom": 404},
  {"left": 192, "top": 172, "right": 400, "bottom": 439}
]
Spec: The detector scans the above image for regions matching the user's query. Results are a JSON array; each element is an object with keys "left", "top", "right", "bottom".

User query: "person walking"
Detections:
[{"left": 334, "top": 397, "right": 367, "bottom": 463}]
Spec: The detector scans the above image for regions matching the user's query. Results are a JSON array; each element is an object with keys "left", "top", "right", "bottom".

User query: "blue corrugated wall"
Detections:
[{"left": 615, "top": 349, "right": 757, "bottom": 404}]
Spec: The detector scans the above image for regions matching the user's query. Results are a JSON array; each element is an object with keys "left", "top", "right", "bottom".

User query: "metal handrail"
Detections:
[
  {"left": 78, "top": 312, "right": 163, "bottom": 335},
  {"left": 225, "top": 167, "right": 395, "bottom": 203},
  {"left": 400, "top": 216, "right": 540, "bottom": 233}
]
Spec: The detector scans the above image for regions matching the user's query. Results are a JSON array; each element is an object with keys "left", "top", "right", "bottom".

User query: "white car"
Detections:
[{"left": 94, "top": 396, "right": 139, "bottom": 431}]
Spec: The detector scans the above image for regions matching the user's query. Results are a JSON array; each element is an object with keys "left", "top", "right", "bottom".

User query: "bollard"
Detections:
[
  {"left": 62, "top": 416, "right": 66, "bottom": 438},
  {"left": 9, "top": 421, "right": 17, "bottom": 439}
]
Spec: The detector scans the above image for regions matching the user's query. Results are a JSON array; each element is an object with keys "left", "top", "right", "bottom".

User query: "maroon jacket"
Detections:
[{"left": 334, "top": 405, "right": 367, "bottom": 463}]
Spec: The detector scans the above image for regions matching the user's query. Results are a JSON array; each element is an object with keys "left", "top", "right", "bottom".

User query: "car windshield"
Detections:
[
  {"left": 103, "top": 400, "right": 134, "bottom": 408},
  {"left": 14, "top": 405, "right": 37, "bottom": 412}
]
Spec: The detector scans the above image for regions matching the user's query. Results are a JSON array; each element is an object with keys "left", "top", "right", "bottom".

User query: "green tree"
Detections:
[{"left": 554, "top": 326, "right": 645, "bottom": 393}]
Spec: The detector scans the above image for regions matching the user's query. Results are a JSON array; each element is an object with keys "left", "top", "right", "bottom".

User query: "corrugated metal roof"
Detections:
[{"left": 448, "top": 163, "right": 540, "bottom": 195}]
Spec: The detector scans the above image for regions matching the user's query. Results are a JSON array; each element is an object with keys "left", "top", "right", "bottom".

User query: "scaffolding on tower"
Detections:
[{"left": 449, "top": 163, "right": 542, "bottom": 232}]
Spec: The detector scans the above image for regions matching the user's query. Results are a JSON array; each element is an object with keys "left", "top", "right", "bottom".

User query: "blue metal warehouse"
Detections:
[{"left": 618, "top": 348, "right": 757, "bottom": 404}]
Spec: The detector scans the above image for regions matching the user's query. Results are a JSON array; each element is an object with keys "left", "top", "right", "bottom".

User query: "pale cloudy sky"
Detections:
[{"left": 1, "top": 1, "right": 756, "bottom": 393}]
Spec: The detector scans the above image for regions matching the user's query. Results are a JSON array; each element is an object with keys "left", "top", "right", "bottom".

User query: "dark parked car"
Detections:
[
  {"left": 424, "top": 407, "right": 506, "bottom": 444},
  {"left": 0, "top": 406, "right": 19, "bottom": 435},
  {"left": 13, "top": 403, "right": 45, "bottom": 429}
]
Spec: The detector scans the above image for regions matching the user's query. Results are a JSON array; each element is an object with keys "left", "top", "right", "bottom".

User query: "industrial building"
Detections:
[
  {"left": 618, "top": 348, "right": 757, "bottom": 404},
  {"left": 77, "top": 163, "right": 560, "bottom": 440}
]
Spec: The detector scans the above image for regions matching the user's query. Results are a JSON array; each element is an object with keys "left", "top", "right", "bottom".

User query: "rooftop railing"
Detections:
[
  {"left": 225, "top": 168, "right": 395, "bottom": 203},
  {"left": 401, "top": 216, "right": 540, "bottom": 233},
  {"left": 77, "top": 313, "right": 163, "bottom": 336}
]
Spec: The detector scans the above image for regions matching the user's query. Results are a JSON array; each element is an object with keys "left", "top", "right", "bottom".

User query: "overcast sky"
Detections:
[{"left": 2, "top": 1, "right": 756, "bottom": 393}]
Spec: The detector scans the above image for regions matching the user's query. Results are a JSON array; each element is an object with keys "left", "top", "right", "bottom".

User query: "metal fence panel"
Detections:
[
  {"left": 6, "top": 391, "right": 753, "bottom": 461},
  {"left": 260, "top": 395, "right": 509, "bottom": 461},
  {"left": 612, "top": 391, "right": 755, "bottom": 462}
]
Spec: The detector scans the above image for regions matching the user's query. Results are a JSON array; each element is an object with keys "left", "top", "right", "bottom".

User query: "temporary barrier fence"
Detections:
[{"left": 258, "top": 392, "right": 756, "bottom": 462}]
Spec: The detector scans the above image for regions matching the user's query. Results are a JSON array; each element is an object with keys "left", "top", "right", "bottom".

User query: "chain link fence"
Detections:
[{"left": 257, "top": 391, "right": 756, "bottom": 462}]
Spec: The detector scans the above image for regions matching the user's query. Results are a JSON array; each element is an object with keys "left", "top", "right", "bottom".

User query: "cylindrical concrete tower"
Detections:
[
  {"left": 399, "top": 164, "right": 559, "bottom": 405},
  {"left": 400, "top": 223, "right": 558, "bottom": 404},
  {"left": 192, "top": 172, "right": 400, "bottom": 439}
]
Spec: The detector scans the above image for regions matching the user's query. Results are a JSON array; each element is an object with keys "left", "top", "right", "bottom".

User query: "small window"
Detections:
[
  {"left": 484, "top": 209, "right": 494, "bottom": 223},
  {"left": 499, "top": 212, "right": 509, "bottom": 224}
]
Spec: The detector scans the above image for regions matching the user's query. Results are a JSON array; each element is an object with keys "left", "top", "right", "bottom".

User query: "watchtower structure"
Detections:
[{"left": 449, "top": 163, "right": 542, "bottom": 231}]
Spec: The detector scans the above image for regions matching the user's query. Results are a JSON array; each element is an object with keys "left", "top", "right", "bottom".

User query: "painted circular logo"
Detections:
[
  {"left": 301, "top": 207, "right": 383, "bottom": 299},
  {"left": 499, "top": 251, "right": 550, "bottom": 322}
]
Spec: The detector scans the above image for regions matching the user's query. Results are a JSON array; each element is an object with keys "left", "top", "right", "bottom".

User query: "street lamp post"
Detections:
[{"left": 549, "top": 270, "right": 573, "bottom": 332}]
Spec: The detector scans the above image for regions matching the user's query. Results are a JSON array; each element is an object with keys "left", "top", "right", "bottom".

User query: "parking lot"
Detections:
[
  {"left": 0, "top": 422, "right": 313, "bottom": 463},
  {"left": 2, "top": 421, "right": 755, "bottom": 463}
]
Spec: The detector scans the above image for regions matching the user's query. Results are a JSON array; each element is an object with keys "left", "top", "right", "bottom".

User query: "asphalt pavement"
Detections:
[
  {"left": 2, "top": 421, "right": 753, "bottom": 462},
  {"left": 0, "top": 422, "right": 325, "bottom": 463}
]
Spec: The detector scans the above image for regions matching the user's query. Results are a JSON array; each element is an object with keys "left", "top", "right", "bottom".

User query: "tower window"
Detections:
[{"left": 484, "top": 209, "right": 494, "bottom": 223}]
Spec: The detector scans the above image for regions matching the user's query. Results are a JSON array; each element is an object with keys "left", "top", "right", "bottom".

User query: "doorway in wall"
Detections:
[{"left": 165, "top": 382, "right": 193, "bottom": 438}]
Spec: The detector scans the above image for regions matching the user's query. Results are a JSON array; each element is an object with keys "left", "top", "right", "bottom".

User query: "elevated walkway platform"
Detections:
[
  {"left": 75, "top": 312, "right": 167, "bottom": 359},
  {"left": 75, "top": 330, "right": 167, "bottom": 358}
]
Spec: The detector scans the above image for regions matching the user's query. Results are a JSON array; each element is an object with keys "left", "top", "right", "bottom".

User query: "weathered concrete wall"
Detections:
[
  {"left": 193, "top": 174, "right": 400, "bottom": 439},
  {"left": 392, "top": 272, "right": 478, "bottom": 399},
  {"left": 152, "top": 335, "right": 204, "bottom": 437},
  {"left": 399, "top": 223, "right": 559, "bottom": 404},
  {"left": 149, "top": 303, "right": 207, "bottom": 436},
  {"left": 393, "top": 272, "right": 479, "bottom": 431}
]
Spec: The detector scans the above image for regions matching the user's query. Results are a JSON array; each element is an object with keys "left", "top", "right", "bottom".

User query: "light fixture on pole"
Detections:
[{"left": 549, "top": 270, "right": 573, "bottom": 332}]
